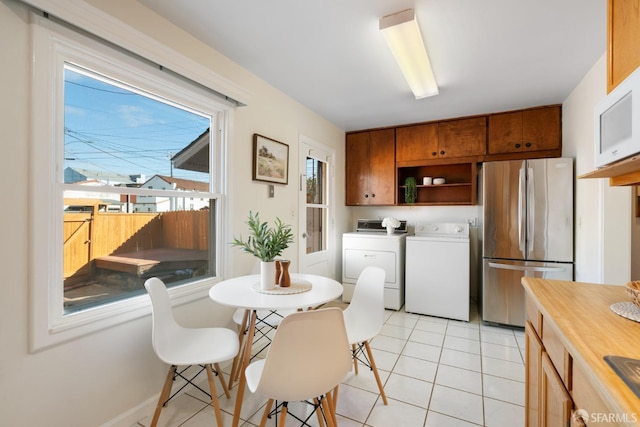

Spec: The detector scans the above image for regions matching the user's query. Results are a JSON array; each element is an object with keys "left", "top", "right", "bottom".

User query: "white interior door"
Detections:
[{"left": 298, "top": 136, "right": 334, "bottom": 276}]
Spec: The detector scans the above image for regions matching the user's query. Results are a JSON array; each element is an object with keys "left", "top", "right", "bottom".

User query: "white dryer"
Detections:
[
  {"left": 342, "top": 219, "right": 406, "bottom": 310},
  {"left": 405, "top": 222, "right": 470, "bottom": 321}
]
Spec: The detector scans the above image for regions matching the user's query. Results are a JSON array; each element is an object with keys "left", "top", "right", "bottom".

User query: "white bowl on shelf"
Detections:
[{"left": 433, "top": 177, "right": 446, "bottom": 185}]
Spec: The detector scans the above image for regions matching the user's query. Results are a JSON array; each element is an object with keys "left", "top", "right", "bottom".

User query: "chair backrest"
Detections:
[
  {"left": 255, "top": 307, "right": 351, "bottom": 402},
  {"left": 144, "top": 277, "right": 183, "bottom": 362},
  {"left": 343, "top": 266, "right": 386, "bottom": 340}
]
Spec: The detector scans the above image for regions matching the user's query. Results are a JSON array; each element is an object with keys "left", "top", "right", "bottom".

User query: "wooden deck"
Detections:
[{"left": 94, "top": 248, "right": 208, "bottom": 276}]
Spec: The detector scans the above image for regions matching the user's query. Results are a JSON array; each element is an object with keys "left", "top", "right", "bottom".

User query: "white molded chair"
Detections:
[
  {"left": 229, "top": 308, "right": 296, "bottom": 385},
  {"left": 144, "top": 277, "right": 239, "bottom": 427},
  {"left": 343, "top": 266, "right": 388, "bottom": 405},
  {"left": 245, "top": 307, "right": 351, "bottom": 427}
]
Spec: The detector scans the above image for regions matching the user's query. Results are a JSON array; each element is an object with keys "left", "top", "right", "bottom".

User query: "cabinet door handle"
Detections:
[
  {"left": 432, "top": 151, "right": 437, "bottom": 156},
  {"left": 371, "top": 193, "right": 375, "bottom": 198},
  {"left": 440, "top": 150, "right": 445, "bottom": 155},
  {"left": 515, "top": 143, "right": 521, "bottom": 148},
  {"left": 364, "top": 193, "right": 369, "bottom": 198},
  {"left": 525, "top": 142, "right": 532, "bottom": 148}
]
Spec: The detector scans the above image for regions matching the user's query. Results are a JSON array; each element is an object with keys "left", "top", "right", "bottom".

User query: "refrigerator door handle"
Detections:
[
  {"left": 488, "top": 262, "right": 568, "bottom": 273},
  {"left": 518, "top": 166, "right": 526, "bottom": 255},
  {"left": 527, "top": 166, "right": 535, "bottom": 256}
]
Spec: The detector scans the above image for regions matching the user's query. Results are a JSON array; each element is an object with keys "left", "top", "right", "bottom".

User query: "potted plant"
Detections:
[
  {"left": 232, "top": 211, "right": 294, "bottom": 290},
  {"left": 404, "top": 177, "right": 417, "bottom": 204}
]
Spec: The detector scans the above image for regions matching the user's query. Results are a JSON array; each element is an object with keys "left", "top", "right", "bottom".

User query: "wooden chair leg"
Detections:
[
  {"left": 332, "top": 384, "right": 339, "bottom": 408},
  {"left": 213, "top": 362, "right": 231, "bottom": 398},
  {"left": 259, "top": 399, "right": 274, "bottom": 427},
  {"left": 230, "top": 310, "right": 249, "bottom": 386},
  {"left": 351, "top": 344, "right": 359, "bottom": 374},
  {"left": 321, "top": 395, "right": 337, "bottom": 427},
  {"left": 325, "top": 390, "right": 338, "bottom": 427},
  {"left": 151, "top": 365, "right": 176, "bottom": 427},
  {"left": 205, "top": 364, "right": 223, "bottom": 427},
  {"left": 279, "top": 402, "right": 288, "bottom": 426},
  {"left": 314, "top": 398, "right": 326, "bottom": 427},
  {"left": 364, "top": 340, "right": 388, "bottom": 405}
]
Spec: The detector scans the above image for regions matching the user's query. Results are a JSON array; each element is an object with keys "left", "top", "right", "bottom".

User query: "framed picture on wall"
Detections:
[{"left": 252, "top": 134, "right": 289, "bottom": 184}]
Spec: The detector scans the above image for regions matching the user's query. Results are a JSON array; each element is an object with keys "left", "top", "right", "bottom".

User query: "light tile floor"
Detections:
[{"left": 135, "top": 303, "right": 525, "bottom": 427}]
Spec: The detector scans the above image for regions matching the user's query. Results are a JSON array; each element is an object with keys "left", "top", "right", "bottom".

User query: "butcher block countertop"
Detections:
[{"left": 522, "top": 278, "right": 640, "bottom": 423}]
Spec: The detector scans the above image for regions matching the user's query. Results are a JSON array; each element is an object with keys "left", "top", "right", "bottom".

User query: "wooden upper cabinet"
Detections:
[
  {"left": 345, "top": 129, "right": 395, "bottom": 206},
  {"left": 438, "top": 117, "right": 487, "bottom": 158},
  {"left": 396, "top": 117, "right": 486, "bottom": 162},
  {"left": 608, "top": 0, "right": 640, "bottom": 92},
  {"left": 488, "top": 106, "right": 561, "bottom": 154},
  {"left": 396, "top": 123, "right": 438, "bottom": 162}
]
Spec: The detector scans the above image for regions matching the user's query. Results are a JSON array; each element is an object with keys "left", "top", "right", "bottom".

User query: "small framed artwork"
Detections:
[{"left": 252, "top": 134, "right": 289, "bottom": 184}]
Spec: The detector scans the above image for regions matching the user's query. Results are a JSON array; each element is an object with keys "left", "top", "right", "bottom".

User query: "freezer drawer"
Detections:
[{"left": 482, "top": 259, "right": 573, "bottom": 327}]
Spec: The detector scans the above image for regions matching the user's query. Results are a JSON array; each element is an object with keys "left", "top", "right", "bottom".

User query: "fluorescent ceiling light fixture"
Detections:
[{"left": 380, "top": 9, "right": 439, "bottom": 99}]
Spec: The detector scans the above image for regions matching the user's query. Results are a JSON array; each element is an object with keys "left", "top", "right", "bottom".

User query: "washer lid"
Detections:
[{"left": 414, "top": 222, "right": 469, "bottom": 238}]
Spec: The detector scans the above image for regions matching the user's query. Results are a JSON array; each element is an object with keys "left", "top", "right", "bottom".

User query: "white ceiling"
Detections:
[{"left": 139, "top": 0, "right": 606, "bottom": 132}]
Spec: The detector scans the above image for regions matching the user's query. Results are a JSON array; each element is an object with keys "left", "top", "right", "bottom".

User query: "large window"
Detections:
[{"left": 30, "top": 15, "right": 231, "bottom": 350}]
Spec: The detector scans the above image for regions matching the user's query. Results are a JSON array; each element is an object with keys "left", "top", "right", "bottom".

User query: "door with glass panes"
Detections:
[{"left": 298, "top": 137, "right": 333, "bottom": 276}]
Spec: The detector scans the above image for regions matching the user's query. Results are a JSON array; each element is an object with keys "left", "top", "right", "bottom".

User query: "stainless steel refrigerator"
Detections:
[{"left": 481, "top": 158, "right": 574, "bottom": 327}]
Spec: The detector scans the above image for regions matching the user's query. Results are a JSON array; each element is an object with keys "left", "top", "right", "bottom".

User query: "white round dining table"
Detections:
[
  {"left": 209, "top": 273, "right": 343, "bottom": 427},
  {"left": 209, "top": 273, "right": 343, "bottom": 310}
]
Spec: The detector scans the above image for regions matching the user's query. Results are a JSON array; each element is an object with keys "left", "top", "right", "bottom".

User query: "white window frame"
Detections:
[{"left": 29, "top": 14, "right": 232, "bottom": 352}]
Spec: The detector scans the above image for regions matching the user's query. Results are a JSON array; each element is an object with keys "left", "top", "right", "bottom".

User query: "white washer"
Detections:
[{"left": 405, "top": 222, "right": 470, "bottom": 321}]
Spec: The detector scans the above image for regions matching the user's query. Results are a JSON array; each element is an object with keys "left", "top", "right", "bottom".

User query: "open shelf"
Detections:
[{"left": 397, "top": 162, "right": 477, "bottom": 205}]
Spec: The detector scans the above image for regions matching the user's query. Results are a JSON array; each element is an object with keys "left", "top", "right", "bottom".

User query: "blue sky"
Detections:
[{"left": 64, "top": 66, "right": 210, "bottom": 183}]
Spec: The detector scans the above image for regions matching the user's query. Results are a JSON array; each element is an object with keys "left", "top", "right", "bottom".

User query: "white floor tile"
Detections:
[
  {"left": 341, "top": 367, "right": 390, "bottom": 396},
  {"left": 392, "top": 355, "right": 439, "bottom": 382},
  {"left": 482, "top": 375, "right": 525, "bottom": 406},
  {"left": 425, "top": 410, "right": 482, "bottom": 427},
  {"left": 481, "top": 342, "right": 524, "bottom": 363},
  {"left": 429, "top": 384, "right": 484, "bottom": 425},
  {"left": 446, "top": 324, "right": 481, "bottom": 340},
  {"left": 366, "top": 397, "right": 428, "bottom": 427},
  {"left": 481, "top": 330, "right": 519, "bottom": 347},
  {"left": 482, "top": 356, "right": 525, "bottom": 382},
  {"left": 386, "top": 311, "right": 420, "bottom": 329},
  {"left": 402, "top": 341, "right": 442, "bottom": 363},
  {"left": 435, "top": 364, "right": 483, "bottom": 395},
  {"left": 370, "top": 334, "right": 407, "bottom": 354},
  {"left": 439, "top": 348, "right": 482, "bottom": 372},
  {"left": 409, "top": 329, "right": 445, "bottom": 347},
  {"left": 369, "top": 347, "right": 401, "bottom": 372},
  {"left": 334, "top": 383, "right": 379, "bottom": 423},
  {"left": 483, "top": 397, "right": 525, "bottom": 427},
  {"left": 443, "top": 335, "right": 482, "bottom": 354},
  {"left": 415, "top": 318, "right": 448, "bottom": 334},
  {"left": 383, "top": 372, "right": 433, "bottom": 408},
  {"left": 381, "top": 323, "right": 414, "bottom": 340}
]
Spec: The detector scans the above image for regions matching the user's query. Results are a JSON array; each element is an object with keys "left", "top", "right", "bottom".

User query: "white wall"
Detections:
[
  {"left": 0, "top": 0, "right": 347, "bottom": 425},
  {"left": 562, "top": 54, "right": 632, "bottom": 285}
]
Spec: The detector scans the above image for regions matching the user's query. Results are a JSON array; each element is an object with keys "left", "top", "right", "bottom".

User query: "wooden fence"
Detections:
[{"left": 63, "top": 208, "right": 209, "bottom": 281}]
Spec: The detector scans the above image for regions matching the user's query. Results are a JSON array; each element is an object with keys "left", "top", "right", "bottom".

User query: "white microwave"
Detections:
[{"left": 594, "top": 67, "right": 640, "bottom": 168}]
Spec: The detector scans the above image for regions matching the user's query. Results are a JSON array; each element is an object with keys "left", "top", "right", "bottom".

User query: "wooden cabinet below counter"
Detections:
[{"left": 523, "top": 278, "right": 640, "bottom": 427}]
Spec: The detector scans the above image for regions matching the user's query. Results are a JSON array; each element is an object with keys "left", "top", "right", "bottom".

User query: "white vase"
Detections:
[
  {"left": 260, "top": 261, "right": 276, "bottom": 291},
  {"left": 386, "top": 226, "right": 394, "bottom": 235}
]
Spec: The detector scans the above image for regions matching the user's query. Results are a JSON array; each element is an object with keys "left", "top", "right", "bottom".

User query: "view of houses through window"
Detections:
[{"left": 63, "top": 65, "right": 214, "bottom": 314}]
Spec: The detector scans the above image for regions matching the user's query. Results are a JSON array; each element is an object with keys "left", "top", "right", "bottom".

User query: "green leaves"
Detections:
[{"left": 231, "top": 211, "right": 294, "bottom": 262}]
